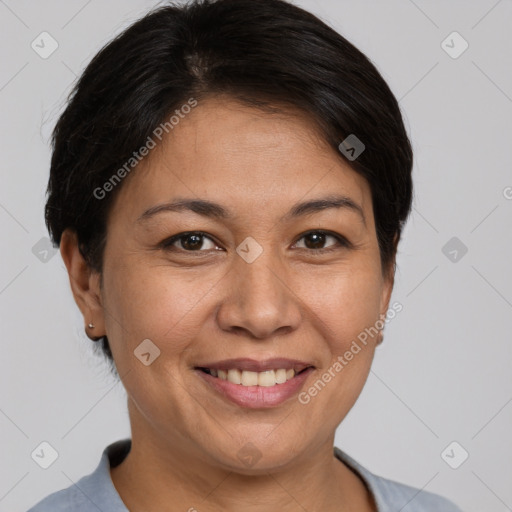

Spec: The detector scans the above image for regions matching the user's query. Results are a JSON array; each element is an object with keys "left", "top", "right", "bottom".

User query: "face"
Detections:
[{"left": 72, "top": 96, "right": 393, "bottom": 472}]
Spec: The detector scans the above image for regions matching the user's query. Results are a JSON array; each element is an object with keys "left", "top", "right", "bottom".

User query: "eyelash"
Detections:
[{"left": 159, "top": 230, "right": 351, "bottom": 255}]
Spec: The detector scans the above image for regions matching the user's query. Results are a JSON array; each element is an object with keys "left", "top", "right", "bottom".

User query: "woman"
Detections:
[{"left": 28, "top": 0, "right": 462, "bottom": 510}]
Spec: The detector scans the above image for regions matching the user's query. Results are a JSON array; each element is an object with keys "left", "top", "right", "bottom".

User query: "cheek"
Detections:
[
  {"left": 308, "top": 265, "right": 383, "bottom": 383},
  {"left": 290, "top": 265, "right": 384, "bottom": 433},
  {"left": 100, "top": 260, "right": 224, "bottom": 365},
  {"left": 310, "top": 263, "right": 383, "bottom": 344}
]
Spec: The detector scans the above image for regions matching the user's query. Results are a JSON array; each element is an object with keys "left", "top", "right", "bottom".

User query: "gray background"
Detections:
[{"left": 1, "top": 1, "right": 511, "bottom": 510}]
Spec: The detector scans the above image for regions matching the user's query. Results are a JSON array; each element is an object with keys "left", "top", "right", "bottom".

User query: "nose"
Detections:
[{"left": 216, "top": 249, "right": 302, "bottom": 340}]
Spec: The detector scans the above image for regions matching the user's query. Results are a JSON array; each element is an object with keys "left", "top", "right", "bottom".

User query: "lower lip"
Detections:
[{"left": 195, "top": 368, "right": 314, "bottom": 409}]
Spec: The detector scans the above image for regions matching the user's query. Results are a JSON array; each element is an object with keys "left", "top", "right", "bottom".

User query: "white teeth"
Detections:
[
  {"left": 227, "top": 368, "right": 241, "bottom": 384},
  {"left": 241, "top": 371, "right": 259, "bottom": 386},
  {"left": 211, "top": 368, "right": 298, "bottom": 386},
  {"left": 275, "top": 369, "right": 287, "bottom": 384},
  {"left": 257, "top": 370, "right": 276, "bottom": 387}
]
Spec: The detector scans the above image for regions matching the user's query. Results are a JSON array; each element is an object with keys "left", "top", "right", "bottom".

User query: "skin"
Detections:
[{"left": 61, "top": 96, "right": 395, "bottom": 512}]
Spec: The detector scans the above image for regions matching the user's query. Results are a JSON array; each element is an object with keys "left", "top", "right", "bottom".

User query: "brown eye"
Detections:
[
  {"left": 162, "top": 232, "right": 218, "bottom": 251},
  {"left": 303, "top": 232, "right": 327, "bottom": 249},
  {"left": 180, "top": 234, "right": 206, "bottom": 250},
  {"left": 293, "top": 231, "right": 349, "bottom": 251}
]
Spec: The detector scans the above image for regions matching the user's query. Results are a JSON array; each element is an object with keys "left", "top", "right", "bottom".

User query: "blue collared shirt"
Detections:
[{"left": 26, "top": 439, "right": 462, "bottom": 511}]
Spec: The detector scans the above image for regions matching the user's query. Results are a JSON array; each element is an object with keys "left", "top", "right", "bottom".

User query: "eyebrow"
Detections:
[{"left": 136, "top": 194, "right": 366, "bottom": 226}]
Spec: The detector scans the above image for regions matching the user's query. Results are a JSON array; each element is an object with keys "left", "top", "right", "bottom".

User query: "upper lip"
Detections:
[{"left": 195, "top": 358, "right": 314, "bottom": 373}]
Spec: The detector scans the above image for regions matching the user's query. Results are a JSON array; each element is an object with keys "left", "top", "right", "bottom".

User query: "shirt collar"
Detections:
[{"left": 88, "top": 439, "right": 382, "bottom": 511}]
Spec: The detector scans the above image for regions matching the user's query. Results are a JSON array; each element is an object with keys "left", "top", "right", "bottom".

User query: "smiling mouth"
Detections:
[{"left": 196, "top": 367, "right": 312, "bottom": 387}]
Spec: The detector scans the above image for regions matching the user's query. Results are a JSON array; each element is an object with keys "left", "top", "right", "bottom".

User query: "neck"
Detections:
[{"left": 110, "top": 403, "right": 375, "bottom": 512}]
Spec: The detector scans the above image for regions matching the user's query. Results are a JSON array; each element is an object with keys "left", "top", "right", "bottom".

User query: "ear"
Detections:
[
  {"left": 378, "top": 234, "right": 398, "bottom": 340},
  {"left": 379, "top": 265, "right": 395, "bottom": 319},
  {"left": 60, "top": 229, "right": 105, "bottom": 339}
]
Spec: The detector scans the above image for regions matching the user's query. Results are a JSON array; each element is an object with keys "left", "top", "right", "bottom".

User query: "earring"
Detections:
[{"left": 85, "top": 322, "right": 100, "bottom": 342}]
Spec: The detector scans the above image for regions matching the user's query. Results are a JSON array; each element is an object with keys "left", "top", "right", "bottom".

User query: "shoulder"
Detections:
[
  {"left": 366, "top": 472, "right": 463, "bottom": 512},
  {"left": 26, "top": 484, "right": 88, "bottom": 512},
  {"left": 334, "top": 447, "right": 463, "bottom": 512},
  {"left": 26, "top": 439, "right": 131, "bottom": 512}
]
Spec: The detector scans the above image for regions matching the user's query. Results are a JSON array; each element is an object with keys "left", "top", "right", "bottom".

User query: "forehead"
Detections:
[{"left": 109, "top": 96, "right": 372, "bottom": 222}]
